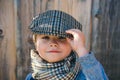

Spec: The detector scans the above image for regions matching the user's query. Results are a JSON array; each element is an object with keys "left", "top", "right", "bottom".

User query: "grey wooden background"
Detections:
[{"left": 0, "top": 0, "right": 120, "bottom": 80}]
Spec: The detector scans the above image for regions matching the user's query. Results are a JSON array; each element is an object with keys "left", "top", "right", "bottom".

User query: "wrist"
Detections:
[{"left": 75, "top": 47, "right": 89, "bottom": 57}]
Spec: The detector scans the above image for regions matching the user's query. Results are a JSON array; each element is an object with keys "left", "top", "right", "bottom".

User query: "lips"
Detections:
[{"left": 48, "top": 50, "right": 61, "bottom": 53}]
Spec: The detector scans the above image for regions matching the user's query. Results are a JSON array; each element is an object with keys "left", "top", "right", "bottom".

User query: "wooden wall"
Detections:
[{"left": 0, "top": 0, "right": 119, "bottom": 80}]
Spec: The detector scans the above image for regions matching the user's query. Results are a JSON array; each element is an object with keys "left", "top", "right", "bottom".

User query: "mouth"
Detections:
[{"left": 48, "top": 50, "right": 61, "bottom": 53}]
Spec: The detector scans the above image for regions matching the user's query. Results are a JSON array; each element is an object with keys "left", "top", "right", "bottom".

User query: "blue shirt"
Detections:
[{"left": 25, "top": 52, "right": 108, "bottom": 80}]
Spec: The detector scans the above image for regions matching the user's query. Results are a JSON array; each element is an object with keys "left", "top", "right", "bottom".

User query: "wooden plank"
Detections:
[
  {"left": 15, "top": 0, "right": 34, "bottom": 80},
  {"left": 34, "top": 0, "right": 41, "bottom": 16},
  {"left": 0, "top": 0, "right": 16, "bottom": 80}
]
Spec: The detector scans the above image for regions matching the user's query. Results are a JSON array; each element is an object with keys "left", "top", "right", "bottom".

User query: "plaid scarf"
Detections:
[{"left": 31, "top": 49, "right": 80, "bottom": 80}]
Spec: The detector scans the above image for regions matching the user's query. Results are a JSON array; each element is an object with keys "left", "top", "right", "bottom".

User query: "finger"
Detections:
[
  {"left": 66, "top": 29, "right": 82, "bottom": 40},
  {"left": 66, "top": 29, "right": 86, "bottom": 44},
  {"left": 66, "top": 29, "right": 81, "bottom": 35}
]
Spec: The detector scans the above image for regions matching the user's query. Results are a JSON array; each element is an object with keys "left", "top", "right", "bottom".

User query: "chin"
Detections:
[{"left": 46, "top": 58, "right": 64, "bottom": 63}]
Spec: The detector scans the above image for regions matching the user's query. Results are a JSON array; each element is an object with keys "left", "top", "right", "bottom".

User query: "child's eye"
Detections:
[{"left": 42, "top": 36, "right": 50, "bottom": 40}]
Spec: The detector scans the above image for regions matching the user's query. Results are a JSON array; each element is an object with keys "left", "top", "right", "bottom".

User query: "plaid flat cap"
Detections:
[{"left": 29, "top": 10, "right": 82, "bottom": 37}]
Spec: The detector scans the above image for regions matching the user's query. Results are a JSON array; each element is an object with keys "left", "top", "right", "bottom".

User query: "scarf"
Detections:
[{"left": 31, "top": 49, "right": 80, "bottom": 80}]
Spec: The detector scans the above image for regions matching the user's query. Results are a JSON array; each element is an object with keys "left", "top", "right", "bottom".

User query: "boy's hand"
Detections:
[{"left": 66, "top": 29, "right": 89, "bottom": 57}]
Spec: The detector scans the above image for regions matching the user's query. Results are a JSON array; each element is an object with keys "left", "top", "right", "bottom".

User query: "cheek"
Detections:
[
  {"left": 35, "top": 40, "right": 46, "bottom": 52},
  {"left": 61, "top": 43, "right": 72, "bottom": 53}
]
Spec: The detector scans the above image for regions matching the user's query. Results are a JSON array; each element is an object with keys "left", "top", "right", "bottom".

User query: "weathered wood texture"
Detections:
[
  {"left": 14, "top": 0, "right": 34, "bottom": 80},
  {"left": 0, "top": 0, "right": 16, "bottom": 80},
  {"left": 91, "top": 0, "right": 120, "bottom": 79}
]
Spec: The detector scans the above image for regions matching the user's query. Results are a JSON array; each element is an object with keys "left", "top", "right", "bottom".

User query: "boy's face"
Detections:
[{"left": 35, "top": 34, "right": 72, "bottom": 63}]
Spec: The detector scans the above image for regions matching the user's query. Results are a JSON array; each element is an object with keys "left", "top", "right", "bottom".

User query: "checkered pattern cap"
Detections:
[{"left": 29, "top": 10, "right": 82, "bottom": 37}]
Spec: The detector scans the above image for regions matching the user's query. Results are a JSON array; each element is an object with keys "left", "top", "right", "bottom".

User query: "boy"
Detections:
[{"left": 26, "top": 10, "right": 108, "bottom": 80}]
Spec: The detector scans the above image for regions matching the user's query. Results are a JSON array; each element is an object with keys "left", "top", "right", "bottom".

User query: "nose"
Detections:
[{"left": 49, "top": 39, "right": 58, "bottom": 47}]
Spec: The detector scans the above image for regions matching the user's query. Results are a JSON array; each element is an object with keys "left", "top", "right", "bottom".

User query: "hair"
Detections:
[
  {"left": 27, "top": 32, "right": 36, "bottom": 49},
  {"left": 32, "top": 34, "right": 37, "bottom": 43}
]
